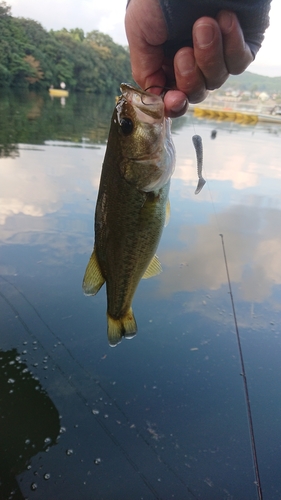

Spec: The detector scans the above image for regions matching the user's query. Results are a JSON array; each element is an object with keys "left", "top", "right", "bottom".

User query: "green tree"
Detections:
[
  {"left": 69, "top": 28, "right": 85, "bottom": 42},
  {"left": 0, "top": 1, "right": 132, "bottom": 92}
]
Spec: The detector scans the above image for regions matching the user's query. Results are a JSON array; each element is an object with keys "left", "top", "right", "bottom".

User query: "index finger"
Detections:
[{"left": 125, "top": 0, "right": 167, "bottom": 91}]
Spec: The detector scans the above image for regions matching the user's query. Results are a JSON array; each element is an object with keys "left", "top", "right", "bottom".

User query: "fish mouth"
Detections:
[
  {"left": 119, "top": 83, "right": 164, "bottom": 123},
  {"left": 126, "top": 151, "right": 161, "bottom": 162}
]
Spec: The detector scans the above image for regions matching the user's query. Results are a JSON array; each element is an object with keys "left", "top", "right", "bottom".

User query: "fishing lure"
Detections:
[{"left": 192, "top": 134, "right": 206, "bottom": 195}]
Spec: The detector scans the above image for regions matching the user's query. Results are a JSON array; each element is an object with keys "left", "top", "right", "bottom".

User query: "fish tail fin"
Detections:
[
  {"left": 195, "top": 177, "right": 206, "bottom": 195},
  {"left": 107, "top": 308, "right": 137, "bottom": 347}
]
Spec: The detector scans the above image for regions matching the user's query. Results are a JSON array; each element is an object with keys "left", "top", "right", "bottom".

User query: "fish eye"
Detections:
[{"left": 120, "top": 117, "right": 133, "bottom": 135}]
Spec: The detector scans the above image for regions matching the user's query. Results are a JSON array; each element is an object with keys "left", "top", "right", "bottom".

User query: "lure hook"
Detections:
[{"left": 141, "top": 85, "right": 174, "bottom": 104}]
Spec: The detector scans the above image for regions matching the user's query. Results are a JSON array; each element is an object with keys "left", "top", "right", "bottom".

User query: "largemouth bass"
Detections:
[{"left": 83, "top": 84, "right": 175, "bottom": 347}]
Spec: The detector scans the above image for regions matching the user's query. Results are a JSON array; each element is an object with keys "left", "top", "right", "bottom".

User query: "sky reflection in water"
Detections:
[{"left": 0, "top": 94, "right": 281, "bottom": 499}]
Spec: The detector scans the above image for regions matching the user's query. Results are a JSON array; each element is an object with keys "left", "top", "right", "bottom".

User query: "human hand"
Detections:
[{"left": 125, "top": 0, "right": 254, "bottom": 117}]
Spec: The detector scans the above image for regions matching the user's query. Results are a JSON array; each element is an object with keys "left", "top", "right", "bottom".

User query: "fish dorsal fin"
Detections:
[
  {"left": 165, "top": 199, "right": 170, "bottom": 227},
  {"left": 142, "top": 254, "right": 162, "bottom": 279},
  {"left": 82, "top": 247, "right": 105, "bottom": 295}
]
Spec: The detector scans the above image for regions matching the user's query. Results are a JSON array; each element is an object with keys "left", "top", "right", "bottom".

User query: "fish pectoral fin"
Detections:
[
  {"left": 82, "top": 248, "right": 105, "bottom": 296},
  {"left": 164, "top": 199, "right": 170, "bottom": 227},
  {"left": 107, "top": 308, "right": 137, "bottom": 347},
  {"left": 195, "top": 177, "right": 206, "bottom": 195},
  {"left": 142, "top": 254, "right": 162, "bottom": 279}
]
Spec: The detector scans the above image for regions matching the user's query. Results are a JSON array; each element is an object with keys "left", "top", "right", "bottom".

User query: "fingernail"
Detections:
[
  {"left": 195, "top": 23, "right": 215, "bottom": 48},
  {"left": 170, "top": 99, "right": 187, "bottom": 114},
  {"left": 177, "top": 52, "right": 195, "bottom": 77},
  {"left": 220, "top": 12, "right": 233, "bottom": 33}
]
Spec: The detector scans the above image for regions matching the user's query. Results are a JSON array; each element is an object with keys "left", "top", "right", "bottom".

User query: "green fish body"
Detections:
[{"left": 83, "top": 84, "right": 175, "bottom": 346}]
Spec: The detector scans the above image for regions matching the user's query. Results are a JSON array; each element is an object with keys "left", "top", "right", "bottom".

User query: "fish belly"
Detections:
[{"left": 95, "top": 178, "right": 169, "bottom": 345}]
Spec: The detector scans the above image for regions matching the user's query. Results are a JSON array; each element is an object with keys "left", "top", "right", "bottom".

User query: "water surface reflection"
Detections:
[{"left": 0, "top": 92, "right": 281, "bottom": 499}]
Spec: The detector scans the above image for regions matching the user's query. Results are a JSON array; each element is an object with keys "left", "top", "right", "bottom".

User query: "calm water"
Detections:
[{"left": 0, "top": 90, "right": 281, "bottom": 500}]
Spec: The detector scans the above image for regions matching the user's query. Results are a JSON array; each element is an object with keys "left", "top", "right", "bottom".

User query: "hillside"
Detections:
[{"left": 223, "top": 71, "right": 281, "bottom": 94}]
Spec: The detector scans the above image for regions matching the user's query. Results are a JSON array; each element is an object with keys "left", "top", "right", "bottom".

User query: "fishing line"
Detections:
[
  {"left": 219, "top": 234, "right": 263, "bottom": 500},
  {"left": 130, "top": 86, "right": 262, "bottom": 496},
  {"left": 189, "top": 123, "right": 263, "bottom": 498}
]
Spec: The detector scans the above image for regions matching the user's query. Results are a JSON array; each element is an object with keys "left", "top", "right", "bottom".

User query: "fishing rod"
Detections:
[
  {"left": 219, "top": 233, "right": 263, "bottom": 500},
  {"left": 190, "top": 126, "right": 263, "bottom": 499}
]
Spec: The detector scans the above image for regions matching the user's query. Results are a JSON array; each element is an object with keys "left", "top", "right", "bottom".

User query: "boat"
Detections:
[{"left": 49, "top": 88, "right": 69, "bottom": 97}]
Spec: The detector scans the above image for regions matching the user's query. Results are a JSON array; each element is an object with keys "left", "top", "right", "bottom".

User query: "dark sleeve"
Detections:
[{"left": 158, "top": 0, "right": 271, "bottom": 59}]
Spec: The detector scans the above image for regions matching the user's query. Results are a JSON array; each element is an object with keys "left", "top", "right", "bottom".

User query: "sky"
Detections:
[{"left": 7, "top": 0, "right": 281, "bottom": 77}]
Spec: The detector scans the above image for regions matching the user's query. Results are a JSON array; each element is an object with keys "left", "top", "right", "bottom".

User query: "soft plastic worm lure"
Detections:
[{"left": 192, "top": 134, "right": 206, "bottom": 195}]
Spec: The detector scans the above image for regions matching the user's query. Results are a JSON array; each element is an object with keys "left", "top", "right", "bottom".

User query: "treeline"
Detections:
[
  {"left": 0, "top": 91, "right": 116, "bottom": 157},
  {"left": 0, "top": 1, "right": 132, "bottom": 93},
  {"left": 0, "top": 91, "right": 189, "bottom": 158},
  {"left": 225, "top": 72, "right": 281, "bottom": 95}
]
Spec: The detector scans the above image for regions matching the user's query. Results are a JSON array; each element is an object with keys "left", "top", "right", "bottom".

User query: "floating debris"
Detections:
[{"left": 146, "top": 421, "right": 161, "bottom": 441}]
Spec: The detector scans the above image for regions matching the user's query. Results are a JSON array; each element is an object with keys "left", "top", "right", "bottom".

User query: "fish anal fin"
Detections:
[
  {"left": 82, "top": 247, "right": 105, "bottom": 296},
  {"left": 165, "top": 199, "right": 170, "bottom": 227},
  {"left": 142, "top": 254, "right": 162, "bottom": 279},
  {"left": 107, "top": 307, "right": 137, "bottom": 347}
]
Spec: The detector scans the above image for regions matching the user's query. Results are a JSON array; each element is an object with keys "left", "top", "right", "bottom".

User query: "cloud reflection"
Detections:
[
  {"left": 0, "top": 145, "right": 103, "bottom": 228},
  {"left": 1, "top": 121, "right": 281, "bottom": 305},
  {"left": 172, "top": 125, "right": 281, "bottom": 192},
  {"left": 152, "top": 122, "right": 281, "bottom": 305},
  {"left": 159, "top": 203, "right": 281, "bottom": 304}
]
